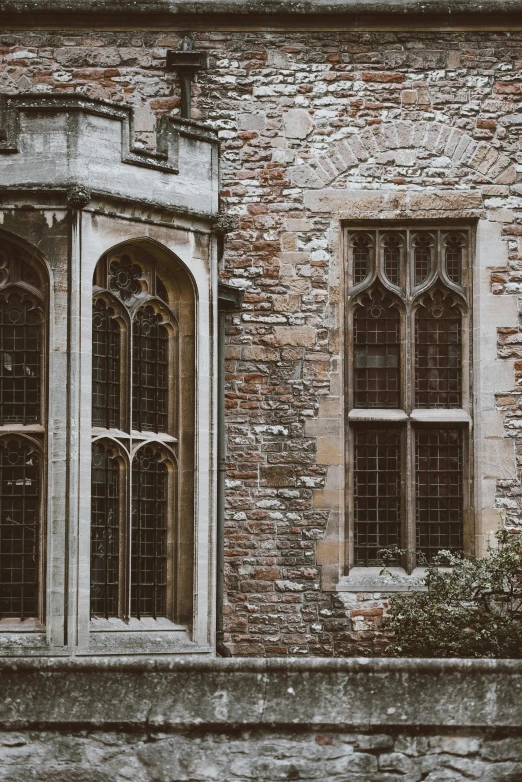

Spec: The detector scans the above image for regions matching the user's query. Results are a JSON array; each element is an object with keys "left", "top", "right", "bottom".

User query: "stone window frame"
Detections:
[
  {"left": 0, "top": 94, "right": 219, "bottom": 656},
  {"left": 330, "top": 217, "right": 480, "bottom": 593},
  {"left": 344, "top": 220, "right": 474, "bottom": 575}
]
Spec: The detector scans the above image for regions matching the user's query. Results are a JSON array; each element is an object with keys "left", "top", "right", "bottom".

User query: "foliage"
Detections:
[{"left": 383, "top": 530, "right": 522, "bottom": 658}]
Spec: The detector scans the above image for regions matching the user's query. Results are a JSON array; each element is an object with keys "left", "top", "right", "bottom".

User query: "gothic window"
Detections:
[
  {"left": 348, "top": 227, "right": 471, "bottom": 568},
  {"left": 91, "top": 246, "right": 180, "bottom": 621},
  {"left": 0, "top": 238, "right": 46, "bottom": 621}
]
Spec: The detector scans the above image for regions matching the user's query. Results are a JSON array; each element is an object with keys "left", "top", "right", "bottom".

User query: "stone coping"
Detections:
[
  {"left": 1, "top": 657, "right": 522, "bottom": 730},
  {"left": 1, "top": 0, "right": 522, "bottom": 26}
]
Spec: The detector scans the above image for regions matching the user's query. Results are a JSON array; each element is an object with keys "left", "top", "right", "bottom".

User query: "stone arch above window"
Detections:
[{"left": 290, "top": 120, "right": 515, "bottom": 189}]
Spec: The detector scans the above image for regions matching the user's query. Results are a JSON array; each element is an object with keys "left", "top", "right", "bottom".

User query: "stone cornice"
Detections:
[{"left": 1, "top": 0, "right": 522, "bottom": 29}]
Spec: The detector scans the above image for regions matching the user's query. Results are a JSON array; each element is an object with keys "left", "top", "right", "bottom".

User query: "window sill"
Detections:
[
  {"left": 0, "top": 618, "right": 45, "bottom": 632},
  {"left": 0, "top": 423, "right": 45, "bottom": 432},
  {"left": 86, "top": 618, "right": 211, "bottom": 656},
  {"left": 337, "top": 567, "right": 428, "bottom": 593},
  {"left": 348, "top": 409, "right": 471, "bottom": 424}
]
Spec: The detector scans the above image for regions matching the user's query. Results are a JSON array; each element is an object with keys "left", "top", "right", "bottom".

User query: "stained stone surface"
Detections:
[{"left": 0, "top": 659, "right": 522, "bottom": 781}]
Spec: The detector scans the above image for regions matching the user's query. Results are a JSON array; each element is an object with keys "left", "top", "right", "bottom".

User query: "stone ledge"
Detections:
[
  {"left": 1, "top": 657, "right": 522, "bottom": 730},
  {"left": 2, "top": 0, "right": 522, "bottom": 27}
]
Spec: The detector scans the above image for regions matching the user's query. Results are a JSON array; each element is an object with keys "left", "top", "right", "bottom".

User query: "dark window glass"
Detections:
[
  {"left": 0, "top": 294, "right": 40, "bottom": 425},
  {"left": 92, "top": 300, "right": 120, "bottom": 429},
  {"left": 416, "top": 428, "right": 463, "bottom": 560},
  {"left": 354, "top": 428, "right": 401, "bottom": 566},
  {"left": 131, "top": 448, "right": 167, "bottom": 619},
  {"left": 383, "top": 234, "right": 401, "bottom": 286},
  {"left": 90, "top": 443, "right": 120, "bottom": 619},
  {"left": 445, "top": 235, "right": 462, "bottom": 285},
  {"left": 415, "top": 291, "right": 462, "bottom": 408},
  {"left": 413, "top": 234, "right": 432, "bottom": 286},
  {"left": 132, "top": 306, "right": 168, "bottom": 433},
  {"left": 352, "top": 234, "right": 371, "bottom": 285},
  {"left": 0, "top": 439, "right": 39, "bottom": 619},
  {"left": 354, "top": 289, "right": 400, "bottom": 408}
]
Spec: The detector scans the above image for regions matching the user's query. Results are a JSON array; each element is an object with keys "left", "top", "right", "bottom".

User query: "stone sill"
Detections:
[
  {"left": 337, "top": 567, "right": 429, "bottom": 592},
  {"left": 348, "top": 409, "right": 471, "bottom": 423}
]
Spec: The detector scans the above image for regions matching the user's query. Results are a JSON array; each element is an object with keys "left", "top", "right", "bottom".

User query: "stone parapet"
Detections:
[
  {"left": 1, "top": 658, "right": 522, "bottom": 781},
  {"left": 1, "top": 657, "right": 522, "bottom": 729}
]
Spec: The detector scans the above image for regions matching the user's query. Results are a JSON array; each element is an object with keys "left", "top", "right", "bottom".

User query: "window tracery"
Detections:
[{"left": 91, "top": 246, "right": 179, "bottom": 622}]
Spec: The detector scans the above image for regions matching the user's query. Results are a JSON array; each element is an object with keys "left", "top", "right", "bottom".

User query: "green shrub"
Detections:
[{"left": 383, "top": 530, "right": 522, "bottom": 658}]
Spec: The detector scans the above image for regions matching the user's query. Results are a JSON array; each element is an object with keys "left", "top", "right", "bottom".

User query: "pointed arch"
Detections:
[{"left": 414, "top": 287, "right": 463, "bottom": 409}]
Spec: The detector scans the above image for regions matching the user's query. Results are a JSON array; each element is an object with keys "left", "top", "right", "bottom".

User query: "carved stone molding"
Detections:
[{"left": 212, "top": 213, "right": 240, "bottom": 236}]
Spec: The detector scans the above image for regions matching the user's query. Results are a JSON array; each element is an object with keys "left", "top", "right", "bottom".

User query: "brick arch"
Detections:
[{"left": 289, "top": 120, "right": 515, "bottom": 189}]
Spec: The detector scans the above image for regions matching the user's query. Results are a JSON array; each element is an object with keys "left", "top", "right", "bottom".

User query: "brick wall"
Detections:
[{"left": 2, "top": 27, "right": 522, "bottom": 655}]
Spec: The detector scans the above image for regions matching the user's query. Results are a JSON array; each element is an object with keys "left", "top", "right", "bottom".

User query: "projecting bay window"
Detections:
[
  {"left": 91, "top": 246, "right": 184, "bottom": 623},
  {"left": 347, "top": 226, "right": 472, "bottom": 571},
  {"left": 0, "top": 239, "right": 46, "bottom": 622}
]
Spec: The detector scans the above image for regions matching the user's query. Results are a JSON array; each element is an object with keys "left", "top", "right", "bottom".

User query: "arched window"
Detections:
[
  {"left": 413, "top": 233, "right": 433, "bottom": 287},
  {"left": 91, "top": 245, "right": 183, "bottom": 622},
  {"left": 348, "top": 226, "right": 471, "bottom": 567},
  {"left": 132, "top": 306, "right": 169, "bottom": 433},
  {"left": 415, "top": 289, "right": 462, "bottom": 409},
  {"left": 351, "top": 233, "right": 372, "bottom": 286},
  {"left": 444, "top": 234, "right": 464, "bottom": 285},
  {"left": 382, "top": 234, "right": 402, "bottom": 287},
  {"left": 0, "top": 237, "right": 46, "bottom": 620}
]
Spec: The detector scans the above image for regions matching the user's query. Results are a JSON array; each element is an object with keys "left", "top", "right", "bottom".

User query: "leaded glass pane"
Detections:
[
  {"left": 416, "top": 428, "right": 463, "bottom": 561},
  {"left": 415, "top": 291, "right": 462, "bottom": 408},
  {"left": 352, "top": 234, "right": 371, "bottom": 285},
  {"left": 90, "top": 443, "right": 120, "bottom": 619},
  {"left": 354, "top": 428, "right": 401, "bottom": 566},
  {"left": 92, "top": 300, "right": 120, "bottom": 429},
  {"left": 445, "top": 235, "right": 463, "bottom": 285},
  {"left": 413, "top": 234, "right": 432, "bottom": 287},
  {"left": 131, "top": 448, "right": 167, "bottom": 619},
  {"left": 0, "top": 440, "right": 39, "bottom": 619},
  {"left": 383, "top": 234, "right": 401, "bottom": 286},
  {"left": 0, "top": 294, "right": 40, "bottom": 425},
  {"left": 132, "top": 307, "right": 168, "bottom": 433},
  {"left": 354, "top": 289, "right": 400, "bottom": 408}
]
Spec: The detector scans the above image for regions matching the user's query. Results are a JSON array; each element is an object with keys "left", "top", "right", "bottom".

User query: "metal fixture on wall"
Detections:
[{"left": 166, "top": 38, "right": 207, "bottom": 120}]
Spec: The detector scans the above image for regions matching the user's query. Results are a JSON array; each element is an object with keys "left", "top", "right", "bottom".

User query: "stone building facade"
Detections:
[{"left": 0, "top": 0, "right": 521, "bottom": 659}]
